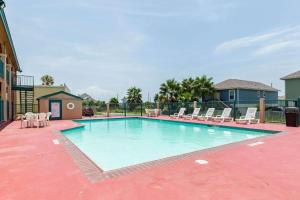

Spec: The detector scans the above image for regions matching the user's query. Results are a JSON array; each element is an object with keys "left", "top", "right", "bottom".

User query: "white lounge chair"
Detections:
[
  {"left": 184, "top": 108, "right": 200, "bottom": 120},
  {"left": 170, "top": 108, "right": 186, "bottom": 119},
  {"left": 236, "top": 108, "right": 259, "bottom": 124},
  {"left": 212, "top": 108, "right": 233, "bottom": 122},
  {"left": 198, "top": 108, "right": 215, "bottom": 121}
]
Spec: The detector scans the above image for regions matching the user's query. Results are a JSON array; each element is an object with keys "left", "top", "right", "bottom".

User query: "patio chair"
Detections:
[
  {"left": 46, "top": 112, "right": 52, "bottom": 126},
  {"left": 154, "top": 109, "right": 161, "bottom": 117},
  {"left": 21, "top": 112, "right": 34, "bottom": 128},
  {"left": 212, "top": 108, "right": 233, "bottom": 122},
  {"left": 145, "top": 109, "right": 156, "bottom": 117},
  {"left": 198, "top": 108, "right": 215, "bottom": 121},
  {"left": 184, "top": 108, "right": 200, "bottom": 120},
  {"left": 236, "top": 108, "right": 259, "bottom": 124},
  {"left": 170, "top": 108, "right": 186, "bottom": 119},
  {"left": 35, "top": 113, "right": 47, "bottom": 128}
]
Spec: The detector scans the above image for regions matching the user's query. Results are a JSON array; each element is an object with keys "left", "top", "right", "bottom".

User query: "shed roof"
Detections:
[
  {"left": 215, "top": 79, "right": 278, "bottom": 92},
  {"left": 281, "top": 70, "right": 300, "bottom": 80},
  {"left": 37, "top": 91, "right": 83, "bottom": 100}
]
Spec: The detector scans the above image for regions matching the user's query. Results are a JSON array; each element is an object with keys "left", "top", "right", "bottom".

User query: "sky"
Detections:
[{"left": 5, "top": 0, "right": 300, "bottom": 101}]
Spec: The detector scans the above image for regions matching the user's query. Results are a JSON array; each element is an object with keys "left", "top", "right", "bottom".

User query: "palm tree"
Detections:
[
  {"left": 192, "top": 75, "right": 215, "bottom": 102},
  {"left": 159, "top": 79, "right": 181, "bottom": 102},
  {"left": 181, "top": 77, "right": 194, "bottom": 94},
  {"left": 41, "top": 75, "right": 54, "bottom": 86},
  {"left": 180, "top": 77, "right": 195, "bottom": 102},
  {"left": 127, "top": 87, "right": 142, "bottom": 110}
]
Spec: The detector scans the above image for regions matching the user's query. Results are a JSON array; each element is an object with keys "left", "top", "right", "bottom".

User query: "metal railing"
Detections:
[{"left": 12, "top": 75, "right": 34, "bottom": 90}]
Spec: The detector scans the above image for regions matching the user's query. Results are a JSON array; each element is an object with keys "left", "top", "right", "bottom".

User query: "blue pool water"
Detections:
[{"left": 62, "top": 118, "right": 273, "bottom": 171}]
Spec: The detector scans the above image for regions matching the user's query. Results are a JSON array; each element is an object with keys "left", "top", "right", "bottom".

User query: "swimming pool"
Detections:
[{"left": 62, "top": 118, "right": 274, "bottom": 171}]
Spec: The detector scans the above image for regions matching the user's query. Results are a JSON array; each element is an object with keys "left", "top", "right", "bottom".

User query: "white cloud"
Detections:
[
  {"left": 76, "top": 86, "right": 116, "bottom": 101},
  {"left": 253, "top": 40, "right": 300, "bottom": 56},
  {"left": 215, "top": 25, "right": 300, "bottom": 55}
]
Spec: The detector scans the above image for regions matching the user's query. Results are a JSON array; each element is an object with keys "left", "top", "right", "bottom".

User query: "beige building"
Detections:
[
  {"left": 15, "top": 84, "right": 70, "bottom": 113},
  {"left": 33, "top": 84, "right": 70, "bottom": 104}
]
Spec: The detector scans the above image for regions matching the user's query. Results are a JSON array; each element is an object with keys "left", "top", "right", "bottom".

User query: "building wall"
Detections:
[
  {"left": 0, "top": 23, "right": 17, "bottom": 122},
  {"left": 16, "top": 85, "right": 70, "bottom": 105},
  {"left": 285, "top": 79, "right": 300, "bottom": 100},
  {"left": 217, "top": 89, "right": 278, "bottom": 102},
  {"left": 39, "top": 93, "right": 82, "bottom": 120},
  {"left": 33, "top": 85, "right": 70, "bottom": 104}
]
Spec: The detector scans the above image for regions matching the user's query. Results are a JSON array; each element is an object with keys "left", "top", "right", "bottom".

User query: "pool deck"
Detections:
[{"left": 1, "top": 117, "right": 300, "bottom": 199}]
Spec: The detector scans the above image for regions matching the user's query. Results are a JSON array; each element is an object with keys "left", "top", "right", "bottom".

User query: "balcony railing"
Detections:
[{"left": 12, "top": 75, "right": 34, "bottom": 91}]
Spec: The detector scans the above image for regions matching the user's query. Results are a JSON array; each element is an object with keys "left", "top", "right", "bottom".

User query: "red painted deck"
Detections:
[{"left": 1, "top": 117, "right": 300, "bottom": 200}]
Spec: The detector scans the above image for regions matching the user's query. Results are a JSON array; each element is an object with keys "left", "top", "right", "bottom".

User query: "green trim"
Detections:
[
  {"left": 0, "top": 8, "right": 20, "bottom": 71},
  {"left": 37, "top": 90, "right": 83, "bottom": 100},
  {"left": 0, "top": 59, "right": 3, "bottom": 78},
  {"left": 6, "top": 68, "right": 9, "bottom": 84},
  {"left": 49, "top": 99, "right": 62, "bottom": 120}
]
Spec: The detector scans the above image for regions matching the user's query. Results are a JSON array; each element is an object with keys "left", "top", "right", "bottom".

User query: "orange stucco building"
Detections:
[{"left": 0, "top": 2, "right": 20, "bottom": 125}]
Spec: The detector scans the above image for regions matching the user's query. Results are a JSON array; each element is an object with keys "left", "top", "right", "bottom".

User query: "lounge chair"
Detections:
[
  {"left": 184, "top": 108, "right": 200, "bottom": 120},
  {"left": 198, "top": 108, "right": 215, "bottom": 121},
  {"left": 170, "top": 108, "right": 186, "bottom": 119},
  {"left": 236, "top": 108, "right": 259, "bottom": 124},
  {"left": 212, "top": 108, "right": 233, "bottom": 122}
]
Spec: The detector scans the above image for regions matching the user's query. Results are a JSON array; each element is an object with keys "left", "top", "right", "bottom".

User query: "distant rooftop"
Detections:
[
  {"left": 215, "top": 79, "right": 278, "bottom": 92},
  {"left": 281, "top": 70, "right": 300, "bottom": 80}
]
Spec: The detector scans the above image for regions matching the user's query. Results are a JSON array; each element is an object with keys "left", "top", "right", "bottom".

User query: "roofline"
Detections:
[
  {"left": 35, "top": 85, "right": 68, "bottom": 88},
  {"left": 215, "top": 87, "right": 279, "bottom": 92},
  {"left": 37, "top": 91, "right": 83, "bottom": 100},
  {"left": 0, "top": 6, "right": 21, "bottom": 71},
  {"left": 280, "top": 77, "right": 299, "bottom": 80}
]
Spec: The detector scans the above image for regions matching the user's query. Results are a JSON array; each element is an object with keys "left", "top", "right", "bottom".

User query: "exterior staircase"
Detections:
[
  {"left": 19, "top": 90, "right": 34, "bottom": 113},
  {"left": 12, "top": 75, "right": 34, "bottom": 114}
]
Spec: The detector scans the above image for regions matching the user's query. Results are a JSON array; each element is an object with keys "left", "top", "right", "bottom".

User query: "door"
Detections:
[{"left": 49, "top": 100, "right": 62, "bottom": 120}]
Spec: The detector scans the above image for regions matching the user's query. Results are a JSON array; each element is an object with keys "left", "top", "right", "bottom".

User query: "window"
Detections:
[
  {"left": 229, "top": 90, "right": 235, "bottom": 101},
  {"left": 263, "top": 91, "right": 266, "bottom": 98},
  {"left": 257, "top": 91, "right": 260, "bottom": 98}
]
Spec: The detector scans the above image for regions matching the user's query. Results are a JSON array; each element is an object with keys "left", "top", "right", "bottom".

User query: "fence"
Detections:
[
  {"left": 87, "top": 99, "right": 297, "bottom": 124},
  {"left": 12, "top": 99, "right": 298, "bottom": 124}
]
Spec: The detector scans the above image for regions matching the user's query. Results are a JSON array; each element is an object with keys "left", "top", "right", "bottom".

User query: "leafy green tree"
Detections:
[
  {"left": 192, "top": 75, "right": 215, "bottom": 102},
  {"left": 109, "top": 97, "right": 119, "bottom": 105},
  {"left": 127, "top": 87, "right": 142, "bottom": 110},
  {"left": 159, "top": 79, "right": 181, "bottom": 102},
  {"left": 41, "top": 75, "right": 54, "bottom": 86},
  {"left": 83, "top": 99, "right": 95, "bottom": 107},
  {"left": 94, "top": 100, "right": 106, "bottom": 107},
  {"left": 179, "top": 92, "right": 193, "bottom": 102}
]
